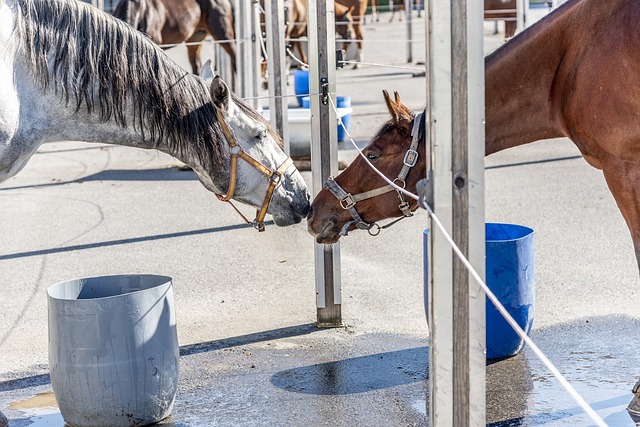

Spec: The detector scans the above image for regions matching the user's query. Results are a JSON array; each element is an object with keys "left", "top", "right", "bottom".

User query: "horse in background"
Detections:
[
  {"left": 259, "top": 0, "right": 355, "bottom": 89},
  {"left": 485, "top": 0, "right": 517, "bottom": 38},
  {"left": 369, "top": 0, "right": 423, "bottom": 23},
  {"left": 284, "top": 0, "right": 356, "bottom": 67},
  {"left": 308, "top": 0, "right": 640, "bottom": 273},
  {"left": 113, "top": 0, "right": 237, "bottom": 76},
  {"left": 336, "top": 0, "right": 368, "bottom": 68},
  {"left": 1, "top": 0, "right": 310, "bottom": 227}
]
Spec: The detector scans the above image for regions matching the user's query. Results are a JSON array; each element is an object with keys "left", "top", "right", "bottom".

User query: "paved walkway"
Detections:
[{"left": 1, "top": 8, "right": 640, "bottom": 427}]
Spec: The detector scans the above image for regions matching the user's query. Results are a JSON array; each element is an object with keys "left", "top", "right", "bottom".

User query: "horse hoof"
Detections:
[{"left": 352, "top": 63, "right": 361, "bottom": 70}]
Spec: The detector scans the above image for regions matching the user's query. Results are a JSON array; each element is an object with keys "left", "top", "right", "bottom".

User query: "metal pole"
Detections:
[
  {"left": 427, "top": 0, "right": 485, "bottom": 424},
  {"left": 265, "top": 0, "right": 290, "bottom": 154},
  {"left": 406, "top": 0, "right": 413, "bottom": 63},
  {"left": 308, "top": 0, "right": 342, "bottom": 327},
  {"left": 250, "top": 0, "right": 262, "bottom": 110}
]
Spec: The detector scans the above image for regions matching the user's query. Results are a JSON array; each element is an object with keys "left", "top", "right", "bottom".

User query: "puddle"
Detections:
[
  {"left": 12, "top": 412, "right": 65, "bottom": 426},
  {"left": 9, "top": 392, "right": 57, "bottom": 410},
  {"left": 7, "top": 392, "right": 64, "bottom": 426}
]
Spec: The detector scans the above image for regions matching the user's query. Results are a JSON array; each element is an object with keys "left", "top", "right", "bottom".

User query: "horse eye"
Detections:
[
  {"left": 257, "top": 130, "right": 267, "bottom": 140},
  {"left": 366, "top": 152, "right": 379, "bottom": 161}
]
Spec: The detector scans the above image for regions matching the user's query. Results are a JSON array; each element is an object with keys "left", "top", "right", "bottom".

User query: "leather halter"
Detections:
[
  {"left": 215, "top": 108, "right": 293, "bottom": 232},
  {"left": 324, "top": 111, "right": 425, "bottom": 237}
]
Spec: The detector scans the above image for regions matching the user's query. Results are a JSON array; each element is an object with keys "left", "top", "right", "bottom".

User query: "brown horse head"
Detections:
[{"left": 307, "top": 90, "right": 425, "bottom": 244}]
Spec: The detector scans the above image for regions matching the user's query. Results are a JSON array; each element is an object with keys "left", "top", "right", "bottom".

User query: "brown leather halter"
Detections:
[
  {"left": 215, "top": 108, "right": 293, "bottom": 232},
  {"left": 324, "top": 111, "right": 425, "bottom": 236}
]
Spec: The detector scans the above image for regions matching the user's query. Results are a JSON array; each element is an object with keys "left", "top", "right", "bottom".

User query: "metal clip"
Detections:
[{"left": 320, "top": 77, "right": 329, "bottom": 105}]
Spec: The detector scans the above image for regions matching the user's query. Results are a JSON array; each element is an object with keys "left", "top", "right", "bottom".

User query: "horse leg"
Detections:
[
  {"left": 351, "top": 25, "right": 364, "bottom": 69},
  {"left": 600, "top": 159, "right": 640, "bottom": 270},
  {"left": 186, "top": 30, "right": 207, "bottom": 75},
  {"left": 505, "top": 20, "right": 517, "bottom": 38},
  {"left": 202, "top": 2, "right": 237, "bottom": 76}
]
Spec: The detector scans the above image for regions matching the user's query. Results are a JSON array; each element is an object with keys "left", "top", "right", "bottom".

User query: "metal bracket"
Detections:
[
  {"left": 336, "top": 49, "right": 346, "bottom": 68},
  {"left": 320, "top": 77, "right": 329, "bottom": 105},
  {"left": 416, "top": 171, "right": 434, "bottom": 211}
]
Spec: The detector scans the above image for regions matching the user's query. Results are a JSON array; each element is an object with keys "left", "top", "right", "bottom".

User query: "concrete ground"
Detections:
[{"left": 2, "top": 8, "right": 640, "bottom": 427}]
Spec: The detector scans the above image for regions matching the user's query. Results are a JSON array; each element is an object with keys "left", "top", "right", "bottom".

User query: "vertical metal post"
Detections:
[
  {"left": 427, "top": 0, "right": 485, "bottom": 424},
  {"left": 250, "top": 0, "right": 262, "bottom": 110},
  {"left": 265, "top": 0, "right": 290, "bottom": 154},
  {"left": 517, "top": 0, "right": 528, "bottom": 31},
  {"left": 234, "top": 0, "right": 249, "bottom": 97},
  {"left": 405, "top": 0, "right": 413, "bottom": 63},
  {"left": 308, "top": 0, "right": 342, "bottom": 327}
]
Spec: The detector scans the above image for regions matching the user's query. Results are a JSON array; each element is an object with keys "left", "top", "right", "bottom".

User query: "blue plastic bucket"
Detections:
[
  {"left": 423, "top": 223, "right": 535, "bottom": 359},
  {"left": 301, "top": 96, "right": 352, "bottom": 142},
  {"left": 336, "top": 96, "right": 351, "bottom": 142},
  {"left": 293, "top": 70, "right": 309, "bottom": 107}
]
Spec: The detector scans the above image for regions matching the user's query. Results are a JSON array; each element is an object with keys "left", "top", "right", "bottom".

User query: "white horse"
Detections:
[{"left": 0, "top": 0, "right": 310, "bottom": 228}]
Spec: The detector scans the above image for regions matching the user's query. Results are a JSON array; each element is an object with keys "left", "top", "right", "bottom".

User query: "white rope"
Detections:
[
  {"left": 326, "top": 93, "right": 609, "bottom": 427},
  {"left": 242, "top": 92, "right": 321, "bottom": 102},
  {"left": 157, "top": 38, "right": 241, "bottom": 49},
  {"left": 339, "top": 60, "right": 425, "bottom": 72}
]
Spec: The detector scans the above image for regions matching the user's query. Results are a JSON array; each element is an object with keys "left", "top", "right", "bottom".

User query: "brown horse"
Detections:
[
  {"left": 284, "top": 0, "right": 356, "bottom": 67},
  {"left": 485, "top": 0, "right": 517, "bottom": 38},
  {"left": 336, "top": 0, "right": 368, "bottom": 68},
  {"left": 307, "top": 0, "right": 640, "bottom": 274},
  {"left": 113, "top": 0, "right": 236, "bottom": 76}
]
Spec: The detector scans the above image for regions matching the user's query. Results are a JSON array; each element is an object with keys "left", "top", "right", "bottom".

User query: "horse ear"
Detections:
[
  {"left": 210, "top": 76, "right": 231, "bottom": 111},
  {"left": 394, "top": 91, "right": 414, "bottom": 122},
  {"left": 201, "top": 59, "right": 215, "bottom": 84},
  {"left": 383, "top": 90, "right": 400, "bottom": 124}
]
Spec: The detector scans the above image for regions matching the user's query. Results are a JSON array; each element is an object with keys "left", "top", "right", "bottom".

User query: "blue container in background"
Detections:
[
  {"left": 301, "top": 95, "right": 352, "bottom": 142},
  {"left": 293, "top": 70, "right": 309, "bottom": 107},
  {"left": 423, "top": 223, "right": 535, "bottom": 360},
  {"left": 336, "top": 96, "right": 351, "bottom": 142}
]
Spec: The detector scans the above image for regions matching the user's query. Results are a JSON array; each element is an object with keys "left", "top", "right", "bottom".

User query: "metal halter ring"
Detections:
[
  {"left": 367, "top": 223, "right": 381, "bottom": 236},
  {"left": 393, "top": 177, "right": 406, "bottom": 189}
]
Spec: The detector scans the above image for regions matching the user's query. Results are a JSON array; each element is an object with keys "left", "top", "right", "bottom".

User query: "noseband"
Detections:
[
  {"left": 215, "top": 108, "right": 293, "bottom": 232},
  {"left": 324, "top": 111, "right": 425, "bottom": 237}
]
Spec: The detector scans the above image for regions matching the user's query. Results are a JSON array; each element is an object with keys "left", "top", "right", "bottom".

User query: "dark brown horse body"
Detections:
[
  {"left": 113, "top": 0, "right": 236, "bottom": 75},
  {"left": 307, "top": 0, "right": 640, "bottom": 269}
]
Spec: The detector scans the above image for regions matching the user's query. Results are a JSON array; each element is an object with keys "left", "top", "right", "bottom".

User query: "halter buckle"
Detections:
[
  {"left": 403, "top": 149, "right": 419, "bottom": 167},
  {"left": 270, "top": 171, "right": 283, "bottom": 185},
  {"left": 230, "top": 145, "right": 242, "bottom": 155},
  {"left": 340, "top": 194, "right": 356, "bottom": 209}
]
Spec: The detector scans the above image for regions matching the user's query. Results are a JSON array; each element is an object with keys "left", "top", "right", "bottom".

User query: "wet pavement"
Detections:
[{"left": 2, "top": 7, "right": 640, "bottom": 427}]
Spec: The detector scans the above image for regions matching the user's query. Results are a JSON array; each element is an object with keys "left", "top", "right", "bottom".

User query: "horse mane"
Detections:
[{"left": 13, "top": 0, "right": 226, "bottom": 168}]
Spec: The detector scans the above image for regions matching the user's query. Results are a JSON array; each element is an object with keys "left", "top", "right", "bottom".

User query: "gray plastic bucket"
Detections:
[{"left": 47, "top": 274, "right": 179, "bottom": 427}]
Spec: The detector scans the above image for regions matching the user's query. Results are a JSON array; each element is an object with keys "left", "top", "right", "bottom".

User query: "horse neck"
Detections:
[{"left": 484, "top": 7, "right": 573, "bottom": 155}]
